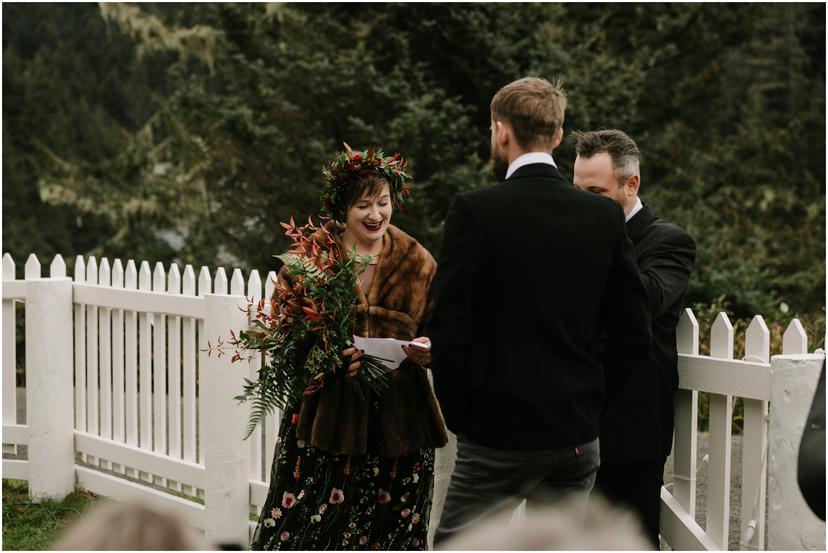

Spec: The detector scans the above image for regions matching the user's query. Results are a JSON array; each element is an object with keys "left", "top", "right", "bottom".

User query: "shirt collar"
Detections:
[
  {"left": 625, "top": 196, "right": 644, "bottom": 223},
  {"left": 505, "top": 152, "right": 557, "bottom": 179}
]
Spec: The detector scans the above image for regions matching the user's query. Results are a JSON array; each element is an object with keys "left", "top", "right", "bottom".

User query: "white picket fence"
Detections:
[{"left": 2, "top": 252, "right": 825, "bottom": 550}]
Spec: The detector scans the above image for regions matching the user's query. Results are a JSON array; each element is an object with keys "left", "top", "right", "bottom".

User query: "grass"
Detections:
[{"left": 2, "top": 479, "right": 100, "bottom": 551}]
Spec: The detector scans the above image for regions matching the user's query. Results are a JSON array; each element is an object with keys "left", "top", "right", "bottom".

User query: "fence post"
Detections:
[
  {"left": 25, "top": 276, "right": 74, "bottom": 500},
  {"left": 202, "top": 293, "right": 250, "bottom": 547},
  {"left": 767, "top": 353, "right": 825, "bottom": 550}
]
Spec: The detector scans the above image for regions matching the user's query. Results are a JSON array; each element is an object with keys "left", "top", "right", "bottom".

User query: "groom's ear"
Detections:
[
  {"left": 495, "top": 120, "right": 510, "bottom": 147},
  {"left": 552, "top": 126, "right": 564, "bottom": 150}
]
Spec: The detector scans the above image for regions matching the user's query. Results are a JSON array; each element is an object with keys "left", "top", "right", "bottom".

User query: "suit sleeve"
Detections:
[
  {"left": 637, "top": 228, "right": 696, "bottom": 319},
  {"left": 429, "top": 194, "right": 487, "bottom": 433},
  {"left": 600, "top": 208, "right": 652, "bottom": 360}
]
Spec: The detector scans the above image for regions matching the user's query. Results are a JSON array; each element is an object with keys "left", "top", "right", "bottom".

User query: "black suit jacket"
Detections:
[
  {"left": 429, "top": 163, "right": 652, "bottom": 450},
  {"left": 599, "top": 204, "right": 696, "bottom": 462}
]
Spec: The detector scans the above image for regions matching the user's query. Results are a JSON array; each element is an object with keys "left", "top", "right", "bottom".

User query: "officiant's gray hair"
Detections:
[
  {"left": 572, "top": 129, "right": 641, "bottom": 185},
  {"left": 491, "top": 77, "right": 567, "bottom": 150}
]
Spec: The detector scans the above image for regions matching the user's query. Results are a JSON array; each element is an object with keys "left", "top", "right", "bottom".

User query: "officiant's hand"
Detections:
[
  {"left": 341, "top": 346, "right": 363, "bottom": 378},
  {"left": 402, "top": 336, "right": 431, "bottom": 366}
]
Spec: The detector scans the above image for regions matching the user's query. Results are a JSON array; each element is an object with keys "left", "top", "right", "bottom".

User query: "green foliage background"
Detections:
[{"left": 3, "top": 3, "right": 825, "bottom": 336}]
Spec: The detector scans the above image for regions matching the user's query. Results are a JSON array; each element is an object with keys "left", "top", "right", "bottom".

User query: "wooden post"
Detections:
[
  {"left": 3, "top": 253, "right": 18, "bottom": 455},
  {"left": 767, "top": 352, "right": 826, "bottom": 550},
  {"left": 202, "top": 292, "right": 250, "bottom": 547},
  {"left": 26, "top": 274, "right": 75, "bottom": 500}
]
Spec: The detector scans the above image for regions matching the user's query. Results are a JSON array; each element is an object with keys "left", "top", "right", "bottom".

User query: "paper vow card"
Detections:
[{"left": 352, "top": 336, "right": 430, "bottom": 370}]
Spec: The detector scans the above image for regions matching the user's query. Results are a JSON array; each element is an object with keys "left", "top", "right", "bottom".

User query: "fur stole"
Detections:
[{"left": 279, "top": 222, "right": 448, "bottom": 458}]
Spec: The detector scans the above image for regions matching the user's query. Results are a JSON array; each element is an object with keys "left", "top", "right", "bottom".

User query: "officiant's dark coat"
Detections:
[
  {"left": 429, "top": 163, "right": 652, "bottom": 450},
  {"left": 599, "top": 205, "right": 696, "bottom": 461}
]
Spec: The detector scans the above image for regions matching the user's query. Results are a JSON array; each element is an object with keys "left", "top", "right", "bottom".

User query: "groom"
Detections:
[{"left": 429, "top": 77, "right": 652, "bottom": 544}]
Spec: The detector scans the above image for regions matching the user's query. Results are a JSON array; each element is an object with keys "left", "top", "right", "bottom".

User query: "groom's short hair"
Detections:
[{"left": 491, "top": 77, "right": 567, "bottom": 151}]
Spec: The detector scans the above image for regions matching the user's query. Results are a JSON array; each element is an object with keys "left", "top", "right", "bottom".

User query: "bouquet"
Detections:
[{"left": 209, "top": 216, "right": 392, "bottom": 439}]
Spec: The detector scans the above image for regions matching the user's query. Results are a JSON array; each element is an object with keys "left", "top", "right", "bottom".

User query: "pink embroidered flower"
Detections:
[
  {"left": 271, "top": 508, "right": 282, "bottom": 519},
  {"left": 280, "top": 531, "right": 290, "bottom": 542},
  {"left": 377, "top": 489, "right": 391, "bottom": 504},
  {"left": 276, "top": 436, "right": 283, "bottom": 444},
  {"left": 401, "top": 508, "right": 411, "bottom": 518},
  {"left": 297, "top": 439, "right": 306, "bottom": 448},
  {"left": 412, "top": 537, "right": 421, "bottom": 548},
  {"left": 359, "top": 536, "right": 369, "bottom": 545},
  {"left": 281, "top": 492, "right": 297, "bottom": 509},
  {"left": 329, "top": 488, "right": 345, "bottom": 504},
  {"left": 412, "top": 513, "right": 420, "bottom": 524},
  {"left": 400, "top": 492, "right": 409, "bottom": 503}
]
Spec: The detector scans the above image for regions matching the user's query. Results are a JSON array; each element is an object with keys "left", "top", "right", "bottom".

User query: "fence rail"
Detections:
[{"left": 2, "top": 252, "right": 825, "bottom": 550}]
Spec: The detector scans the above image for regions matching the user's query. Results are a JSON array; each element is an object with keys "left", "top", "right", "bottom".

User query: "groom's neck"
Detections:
[{"left": 507, "top": 146, "right": 554, "bottom": 165}]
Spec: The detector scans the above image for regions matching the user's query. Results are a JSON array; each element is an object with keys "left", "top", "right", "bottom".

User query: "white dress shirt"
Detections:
[
  {"left": 625, "top": 196, "right": 644, "bottom": 223},
  {"left": 505, "top": 152, "right": 557, "bottom": 179}
]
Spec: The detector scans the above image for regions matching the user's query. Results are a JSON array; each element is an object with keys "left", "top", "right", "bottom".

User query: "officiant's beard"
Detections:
[{"left": 490, "top": 145, "right": 509, "bottom": 182}]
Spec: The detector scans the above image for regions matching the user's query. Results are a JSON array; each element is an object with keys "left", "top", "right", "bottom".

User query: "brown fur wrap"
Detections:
[{"left": 278, "top": 222, "right": 448, "bottom": 458}]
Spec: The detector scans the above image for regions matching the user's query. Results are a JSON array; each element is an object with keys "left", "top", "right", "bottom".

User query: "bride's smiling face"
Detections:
[{"left": 345, "top": 181, "right": 392, "bottom": 245}]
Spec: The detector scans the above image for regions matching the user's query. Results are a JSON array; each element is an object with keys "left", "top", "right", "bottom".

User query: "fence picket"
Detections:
[
  {"left": 49, "top": 254, "right": 66, "bottom": 278},
  {"left": 168, "top": 264, "right": 182, "bottom": 466},
  {"left": 782, "top": 318, "right": 808, "bottom": 354},
  {"left": 3, "top": 254, "right": 17, "bottom": 454},
  {"left": 182, "top": 264, "right": 197, "bottom": 470},
  {"left": 85, "top": 257, "right": 99, "bottom": 455},
  {"left": 247, "top": 270, "right": 263, "bottom": 481},
  {"left": 264, "top": 271, "right": 278, "bottom": 480},
  {"left": 124, "top": 260, "right": 139, "bottom": 462},
  {"left": 215, "top": 267, "right": 228, "bottom": 295},
  {"left": 197, "top": 267, "right": 212, "bottom": 467},
  {"left": 111, "top": 260, "right": 125, "bottom": 456},
  {"left": 98, "top": 259, "right": 113, "bottom": 471},
  {"left": 707, "top": 312, "right": 734, "bottom": 549},
  {"left": 138, "top": 261, "right": 153, "bottom": 478},
  {"left": 673, "top": 308, "right": 699, "bottom": 518},
  {"left": 740, "top": 315, "right": 770, "bottom": 550},
  {"left": 74, "top": 256, "right": 87, "bottom": 446},
  {"left": 152, "top": 263, "right": 168, "bottom": 487}
]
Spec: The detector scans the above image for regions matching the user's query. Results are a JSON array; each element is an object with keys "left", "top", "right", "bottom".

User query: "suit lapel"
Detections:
[{"left": 626, "top": 204, "right": 657, "bottom": 240}]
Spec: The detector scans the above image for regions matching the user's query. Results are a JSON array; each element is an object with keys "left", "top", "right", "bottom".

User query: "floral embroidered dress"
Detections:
[
  {"left": 250, "top": 224, "right": 447, "bottom": 550},
  {"left": 250, "top": 400, "right": 435, "bottom": 550}
]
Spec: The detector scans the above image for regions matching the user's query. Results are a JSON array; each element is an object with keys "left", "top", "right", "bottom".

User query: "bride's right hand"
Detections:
[{"left": 341, "top": 346, "right": 363, "bottom": 378}]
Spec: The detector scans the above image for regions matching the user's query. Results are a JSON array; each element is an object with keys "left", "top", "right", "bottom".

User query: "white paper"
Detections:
[{"left": 351, "top": 336, "right": 429, "bottom": 370}]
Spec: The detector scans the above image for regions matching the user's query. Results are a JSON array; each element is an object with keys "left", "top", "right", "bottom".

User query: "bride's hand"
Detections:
[
  {"left": 402, "top": 336, "right": 431, "bottom": 366},
  {"left": 341, "top": 346, "right": 363, "bottom": 378}
]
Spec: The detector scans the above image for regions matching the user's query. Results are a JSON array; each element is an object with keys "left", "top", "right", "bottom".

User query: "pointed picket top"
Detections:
[
  {"left": 152, "top": 262, "right": 166, "bottom": 292},
  {"left": 74, "top": 255, "right": 86, "bottom": 282},
  {"left": 49, "top": 254, "right": 67, "bottom": 278},
  {"left": 85, "top": 256, "right": 98, "bottom": 285},
  {"left": 248, "top": 270, "right": 262, "bottom": 301},
  {"left": 168, "top": 263, "right": 181, "bottom": 294},
  {"left": 183, "top": 265, "right": 196, "bottom": 296},
  {"left": 138, "top": 261, "right": 151, "bottom": 291},
  {"left": 677, "top": 308, "right": 700, "bottom": 355},
  {"left": 710, "top": 312, "right": 734, "bottom": 360},
  {"left": 98, "top": 258, "right": 111, "bottom": 287},
  {"left": 214, "top": 267, "right": 228, "bottom": 295},
  {"left": 197, "top": 267, "right": 212, "bottom": 297},
  {"left": 3, "top": 253, "right": 15, "bottom": 281},
  {"left": 782, "top": 318, "right": 808, "bottom": 355},
  {"left": 744, "top": 315, "right": 770, "bottom": 363},
  {"left": 125, "top": 260, "right": 138, "bottom": 289},
  {"left": 24, "top": 253, "right": 41, "bottom": 279},
  {"left": 112, "top": 259, "right": 124, "bottom": 288},
  {"left": 230, "top": 268, "right": 245, "bottom": 296}
]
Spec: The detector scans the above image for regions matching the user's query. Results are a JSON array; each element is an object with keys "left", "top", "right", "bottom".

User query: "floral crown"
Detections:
[{"left": 320, "top": 142, "right": 411, "bottom": 222}]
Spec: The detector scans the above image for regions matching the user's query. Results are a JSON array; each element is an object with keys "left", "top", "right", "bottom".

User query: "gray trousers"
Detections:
[{"left": 434, "top": 435, "right": 600, "bottom": 545}]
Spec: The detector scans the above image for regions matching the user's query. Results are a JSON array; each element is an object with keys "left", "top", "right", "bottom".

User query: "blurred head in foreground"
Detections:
[
  {"left": 436, "top": 495, "right": 649, "bottom": 550},
  {"left": 54, "top": 500, "right": 212, "bottom": 550}
]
